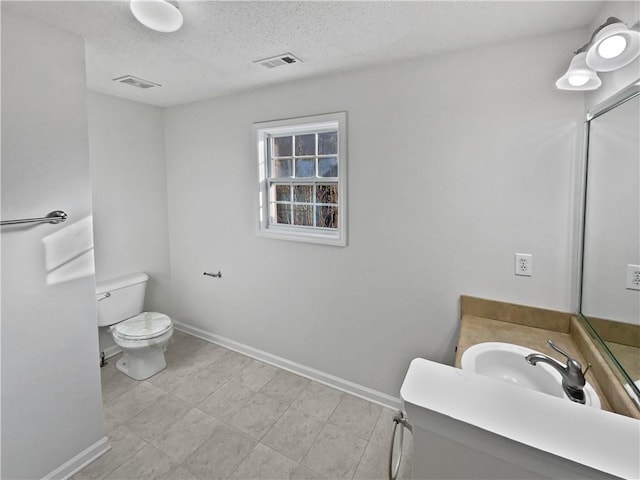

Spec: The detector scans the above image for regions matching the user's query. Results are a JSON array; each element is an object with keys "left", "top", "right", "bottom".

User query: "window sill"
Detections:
[{"left": 257, "top": 227, "right": 346, "bottom": 247}]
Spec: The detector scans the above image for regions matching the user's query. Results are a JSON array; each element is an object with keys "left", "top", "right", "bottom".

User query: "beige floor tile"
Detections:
[
  {"left": 197, "top": 380, "right": 255, "bottom": 420},
  {"left": 170, "top": 365, "right": 232, "bottom": 405},
  {"left": 97, "top": 332, "right": 401, "bottom": 480},
  {"left": 74, "top": 425, "right": 146, "bottom": 479},
  {"left": 302, "top": 423, "right": 367, "bottom": 480},
  {"left": 290, "top": 382, "right": 343, "bottom": 421},
  {"left": 328, "top": 394, "right": 382, "bottom": 440},
  {"left": 352, "top": 430, "right": 388, "bottom": 479},
  {"left": 146, "top": 364, "right": 189, "bottom": 393},
  {"left": 367, "top": 408, "right": 395, "bottom": 446},
  {"left": 211, "top": 349, "right": 254, "bottom": 376},
  {"left": 101, "top": 359, "right": 139, "bottom": 406},
  {"left": 166, "top": 466, "right": 201, "bottom": 480},
  {"left": 102, "top": 412, "right": 122, "bottom": 436},
  {"left": 176, "top": 342, "right": 227, "bottom": 370},
  {"left": 229, "top": 443, "right": 299, "bottom": 479},
  {"left": 182, "top": 424, "right": 257, "bottom": 480},
  {"left": 126, "top": 393, "right": 191, "bottom": 441},
  {"left": 105, "top": 444, "right": 178, "bottom": 480},
  {"left": 259, "top": 371, "right": 310, "bottom": 405},
  {"left": 165, "top": 331, "right": 209, "bottom": 362},
  {"left": 261, "top": 407, "right": 325, "bottom": 463},
  {"left": 354, "top": 408, "right": 412, "bottom": 480},
  {"left": 104, "top": 381, "right": 168, "bottom": 422},
  {"left": 73, "top": 450, "right": 121, "bottom": 480},
  {"left": 147, "top": 358, "right": 206, "bottom": 393},
  {"left": 228, "top": 392, "right": 288, "bottom": 440},
  {"left": 148, "top": 340, "right": 222, "bottom": 393},
  {"left": 236, "top": 360, "right": 279, "bottom": 391},
  {"left": 151, "top": 408, "right": 219, "bottom": 463},
  {"left": 289, "top": 464, "right": 326, "bottom": 480}
]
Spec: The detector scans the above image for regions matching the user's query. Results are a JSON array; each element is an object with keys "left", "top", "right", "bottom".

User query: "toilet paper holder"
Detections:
[{"left": 203, "top": 271, "right": 222, "bottom": 278}]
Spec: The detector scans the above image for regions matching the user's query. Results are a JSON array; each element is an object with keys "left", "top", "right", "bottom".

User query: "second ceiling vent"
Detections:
[
  {"left": 254, "top": 53, "right": 303, "bottom": 69},
  {"left": 113, "top": 75, "right": 162, "bottom": 89}
]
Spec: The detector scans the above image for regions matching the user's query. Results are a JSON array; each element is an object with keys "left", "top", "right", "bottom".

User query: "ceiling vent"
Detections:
[
  {"left": 113, "top": 75, "right": 162, "bottom": 89},
  {"left": 254, "top": 53, "right": 303, "bottom": 69}
]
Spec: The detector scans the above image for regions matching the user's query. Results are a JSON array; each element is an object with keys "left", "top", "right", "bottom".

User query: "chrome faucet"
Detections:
[{"left": 525, "top": 340, "right": 587, "bottom": 404}]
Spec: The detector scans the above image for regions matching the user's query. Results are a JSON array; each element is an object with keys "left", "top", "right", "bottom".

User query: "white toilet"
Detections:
[{"left": 96, "top": 272, "right": 173, "bottom": 380}]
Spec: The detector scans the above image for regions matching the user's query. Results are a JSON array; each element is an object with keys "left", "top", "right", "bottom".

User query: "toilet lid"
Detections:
[{"left": 113, "top": 312, "right": 173, "bottom": 340}]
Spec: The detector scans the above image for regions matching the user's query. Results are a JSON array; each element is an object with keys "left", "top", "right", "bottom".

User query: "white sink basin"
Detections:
[{"left": 461, "top": 342, "right": 601, "bottom": 408}]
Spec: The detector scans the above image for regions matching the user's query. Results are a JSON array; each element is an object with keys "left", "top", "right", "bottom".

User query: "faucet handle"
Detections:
[{"left": 547, "top": 340, "right": 582, "bottom": 372}]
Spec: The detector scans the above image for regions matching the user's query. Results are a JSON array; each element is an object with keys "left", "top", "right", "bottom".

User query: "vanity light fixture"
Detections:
[
  {"left": 556, "top": 52, "right": 602, "bottom": 91},
  {"left": 130, "top": 0, "right": 183, "bottom": 33},
  {"left": 556, "top": 17, "right": 640, "bottom": 91},
  {"left": 585, "top": 18, "right": 640, "bottom": 72}
]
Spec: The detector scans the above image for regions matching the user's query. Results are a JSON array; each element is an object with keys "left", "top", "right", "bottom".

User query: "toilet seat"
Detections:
[{"left": 113, "top": 312, "right": 173, "bottom": 341}]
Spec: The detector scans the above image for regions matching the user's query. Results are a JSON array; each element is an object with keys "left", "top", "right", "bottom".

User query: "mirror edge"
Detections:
[
  {"left": 577, "top": 77, "right": 640, "bottom": 410},
  {"left": 586, "top": 78, "right": 640, "bottom": 121}
]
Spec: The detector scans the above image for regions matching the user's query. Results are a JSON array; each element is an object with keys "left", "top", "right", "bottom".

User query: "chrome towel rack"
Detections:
[
  {"left": 1, "top": 210, "right": 68, "bottom": 226},
  {"left": 389, "top": 410, "right": 412, "bottom": 480}
]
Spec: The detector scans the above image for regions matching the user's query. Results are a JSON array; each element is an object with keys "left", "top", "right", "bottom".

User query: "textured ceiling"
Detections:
[{"left": 3, "top": 1, "right": 604, "bottom": 107}]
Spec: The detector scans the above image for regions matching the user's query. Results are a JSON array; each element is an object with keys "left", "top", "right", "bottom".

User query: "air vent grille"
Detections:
[
  {"left": 254, "top": 53, "right": 303, "bottom": 69},
  {"left": 113, "top": 75, "right": 162, "bottom": 89}
]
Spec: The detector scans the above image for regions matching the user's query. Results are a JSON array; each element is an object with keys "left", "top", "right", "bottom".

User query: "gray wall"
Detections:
[
  {"left": 163, "top": 28, "right": 587, "bottom": 398},
  {"left": 1, "top": 11, "right": 105, "bottom": 479},
  {"left": 87, "top": 92, "right": 172, "bottom": 314}
]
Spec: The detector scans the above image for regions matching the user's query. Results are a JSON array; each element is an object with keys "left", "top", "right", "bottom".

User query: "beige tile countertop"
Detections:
[{"left": 455, "top": 296, "right": 615, "bottom": 413}]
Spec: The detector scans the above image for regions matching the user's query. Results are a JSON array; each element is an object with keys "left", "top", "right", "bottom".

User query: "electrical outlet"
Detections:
[
  {"left": 515, "top": 253, "right": 532, "bottom": 277},
  {"left": 626, "top": 264, "right": 640, "bottom": 291}
]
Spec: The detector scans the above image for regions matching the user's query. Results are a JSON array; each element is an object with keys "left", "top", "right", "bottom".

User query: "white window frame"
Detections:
[{"left": 255, "top": 112, "right": 347, "bottom": 247}]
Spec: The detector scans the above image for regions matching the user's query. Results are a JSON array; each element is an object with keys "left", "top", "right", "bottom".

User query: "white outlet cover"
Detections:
[
  {"left": 626, "top": 264, "right": 640, "bottom": 291},
  {"left": 515, "top": 253, "right": 532, "bottom": 277}
]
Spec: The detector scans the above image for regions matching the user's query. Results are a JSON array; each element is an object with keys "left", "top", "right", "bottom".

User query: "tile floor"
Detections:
[{"left": 74, "top": 331, "right": 413, "bottom": 480}]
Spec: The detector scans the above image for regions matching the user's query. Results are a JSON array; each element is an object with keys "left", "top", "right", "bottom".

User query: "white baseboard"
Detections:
[
  {"left": 174, "top": 321, "right": 402, "bottom": 410},
  {"left": 43, "top": 436, "right": 110, "bottom": 480}
]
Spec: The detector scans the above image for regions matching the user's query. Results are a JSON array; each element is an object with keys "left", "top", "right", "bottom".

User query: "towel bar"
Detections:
[{"left": 1, "top": 210, "right": 68, "bottom": 226}]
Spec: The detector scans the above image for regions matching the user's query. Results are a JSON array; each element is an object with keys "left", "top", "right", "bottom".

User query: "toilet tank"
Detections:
[{"left": 96, "top": 272, "right": 149, "bottom": 327}]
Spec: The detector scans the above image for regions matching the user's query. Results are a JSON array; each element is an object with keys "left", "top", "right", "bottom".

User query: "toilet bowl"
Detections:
[
  {"left": 111, "top": 311, "right": 173, "bottom": 380},
  {"left": 96, "top": 273, "right": 173, "bottom": 380}
]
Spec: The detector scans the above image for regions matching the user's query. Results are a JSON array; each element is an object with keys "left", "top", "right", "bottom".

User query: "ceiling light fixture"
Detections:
[
  {"left": 556, "top": 17, "right": 640, "bottom": 91},
  {"left": 130, "top": 0, "right": 183, "bottom": 33}
]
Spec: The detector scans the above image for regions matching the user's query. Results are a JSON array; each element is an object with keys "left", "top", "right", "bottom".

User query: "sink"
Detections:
[{"left": 461, "top": 342, "right": 601, "bottom": 408}]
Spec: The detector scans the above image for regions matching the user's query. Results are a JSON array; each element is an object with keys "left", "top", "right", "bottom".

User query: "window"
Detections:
[{"left": 255, "top": 112, "right": 347, "bottom": 246}]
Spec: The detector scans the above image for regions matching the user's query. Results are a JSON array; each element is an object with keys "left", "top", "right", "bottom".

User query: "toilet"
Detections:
[{"left": 96, "top": 272, "right": 173, "bottom": 380}]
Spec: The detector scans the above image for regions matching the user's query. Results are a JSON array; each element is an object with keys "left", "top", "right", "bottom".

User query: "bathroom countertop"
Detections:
[
  {"left": 455, "top": 298, "right": 613, "bottom": 413},
  {"left": 455, "top": 314, "right": 577, "bottom": 368}
]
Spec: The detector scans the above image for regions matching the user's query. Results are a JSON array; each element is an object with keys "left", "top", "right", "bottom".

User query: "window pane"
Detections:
[
  {"left": 293, "top": 205, "right": 313, "bottom": 226},
  {"left": 295, "top": 134, "right": 315, "bottom": 156},
  {"left": 294, "top": 185, "right": 312, "bottom": 202},
  {"left": 272, "top": 184, "right": 291, "bottom": 201},
  {"left": 273, "top": 136, "right": 292, "bottom": 157},
  {"left": 295, "top": 158, "right": 314, "bottom": 177},
  {"left": 275, "top": 204, "right": 292, "bottom": 224},
  {"left": 316, "top": 184, "right": 338, "bottom": 204},
  {"left": 273, "top": 159, "right": 292, "bottom": 177},
  {"left": 316, "top": 206, "right": 338, "bottom": 229},
  {"left": 318, "top": 132, "right": 337, "bottom": 155},
  {"left": 318, "top": 157, "right": 338, "bottom": 177}
]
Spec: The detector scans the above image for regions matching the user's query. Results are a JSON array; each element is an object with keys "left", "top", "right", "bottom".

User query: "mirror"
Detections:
[{"left": 579, "top": 79, "right": 640, "bottom": 407}]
